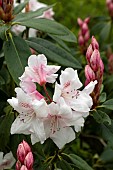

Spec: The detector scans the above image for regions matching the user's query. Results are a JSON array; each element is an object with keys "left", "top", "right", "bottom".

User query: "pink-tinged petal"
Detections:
[
  {"left": 2, "top": 152, "right": 16, "bottom": 169},
  {"left": 83, "top": 80, "right": 97, "bottom": 94},
  {"left": 50, "top": 127, "right": 75, "bottom": 149},
  {"left": 46, "top": 74, "right": 58, "bottom": 83},
  {"left": 60, "top": 68, "right": 82, "bottom": 90},
  {"left": 32, "top": 99, "right": 48, "bottom": 118},
  {"left": 46, "top": 65, "right": 61, "bottom": 75},
  {"left": 19, "top": 67, "right": 33, "bottom": 82}
]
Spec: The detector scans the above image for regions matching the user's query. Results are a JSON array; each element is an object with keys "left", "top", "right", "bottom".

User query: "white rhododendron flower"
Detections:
[
  {"left": 7, "top": 88, "right": 48, "bottom": 144},
  {"left": 8, "top": 54, "right": 97, "bottom": 149},
  {"left": 20, "top": 54, "right": 61, "bottom": 85},
  {"left": 12, "top": 0, "right": 54, "bottom": 36},
  {"left": 0, "top": 151, "right": 15, "bottom": 170}
]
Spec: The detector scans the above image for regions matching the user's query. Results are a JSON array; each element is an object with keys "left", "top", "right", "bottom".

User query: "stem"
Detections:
[{"left": 43, "top": 84, "right": 53, "bottom": 103}]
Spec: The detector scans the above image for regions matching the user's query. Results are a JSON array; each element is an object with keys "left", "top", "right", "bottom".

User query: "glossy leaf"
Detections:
[
  {"left": 93, "top": 110, "right": 111, "bottom": 125},
  {"left": 13, "top": 5, "right": 54, "bottom": 22},
  {"left": 69, "top": 154, "right": 93, "bottom": 170},
  {"left": 3, "top": 34, "right": 31, "bottom": 84},
  {"left": 0, "top": 112, "right": 14, "bottom": 149},
  {"left": 0, "top": 24, "right": 10, "bottom": 40},
  {"left": 58, "top": 159, "right": 73, "bottom": 170},
  {"left": 26, "top": 38, "right": 81, "bottom": 68},
  {"left": 99, "top": 92, "right": 106, "bottom": 103},
  {"left": 102, "top": 99, "right": 113, "bottom": 110},
  {"left": 19, "top": 18, "right": 76, "bottom": 42},
  {"left": 13, "top": 0, "right": 29, "bottom": 15},
  {"left": 100, "top": 21, "right": 111, "bottom": 41}
]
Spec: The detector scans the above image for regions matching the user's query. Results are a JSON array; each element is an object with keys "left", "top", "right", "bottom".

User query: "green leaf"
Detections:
[
  {"left": 100, "top": 21, "right": 111, "bottom": 41},
  {"left": 3, "top": 34, "right": 31, "bottom": 85},
  {"left": 0, "top": 24, "right": 10, "bottom": 40},
  {"left": 69, "top": 154, "right": 93, "bottom": 170},
  {"left": 93, "top": 110, "right": 111, "bottom": 125},
  {"left": 19, "top": 18, "right": 76, "bottom": 42},
  {"left": 13, "top": 0, "right": 29, "bottom": 15},
  {"left": 102, "top": 99, "right": 113, "bottom": 110},
  {"left": 26, "top": 38, "right": 81, "bottom": 69},
  {"left": 58, "top": 159, "right": 73, "bottom": 170},
  {"left": 99, "top": 92, "right": 106, "bottom": 103},
  {"left": 13, "top": 5, "right": 54, "bottom": 22},
  {"left": 0, "top": 112, "right": 14, "bottom": 149}
]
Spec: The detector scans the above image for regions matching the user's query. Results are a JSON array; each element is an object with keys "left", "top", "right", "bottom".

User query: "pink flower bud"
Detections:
[
  {"left": 78, "top": 35, "right": 84, "bottom": 46},
  {"left": 90, "top": 49, "right": 101, "bottom": 71},
  {"left": 86, "top": 44, "right": 93, "bottom": 62},
  {"left": 24, "top": 152, "right": 34, "bottom": 170},
  {"left": 84, "top": 30, "right": 90, "bottom": 42},
  {"left": 91, "top": 36, "right": 99, "bottom": 50},
  {"left": 16, "top": 160, "right": 21, "bottom": 170},
  {"left": 17, "top": 140, "right": 31, "bottom": 164},
  {"left": 82, "top": 23, "right": 88, "bottom": 35},
  {"left": 0, "top": 0, "right": 2, "bottom": 6},
  {"left": 77, "top": 18, "right": 83, "bottom": 27},
  {"left": 20, "top": 165, "right": 28, "bottom": 170},
  {"left": 85, "top": 65, "right": 95, "bottom": 81},
  {"left": 99, "top": 59, "right": 104, "bottom": 75},
  {"left": 84, "top": 17, "right": 90, "bottom": 24},
  {"left": 106, "top": 0, "right": 112, "bottom": 6}
]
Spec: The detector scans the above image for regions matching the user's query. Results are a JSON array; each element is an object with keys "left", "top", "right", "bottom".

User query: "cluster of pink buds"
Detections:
[
  {"left": 85, "top": 36, "right": 104, "bottom": 108},
  {"left": 77, "top": 17, "right": 90, "bottom": 55},
  {"left": 106, "top": 0, "right": 113, "bottom": 18},
  {"left": 0, "top": 0, "right": 14, "bottom": 22},
  {"left": 16, "top": 140, "right": 34, "bottom": 170}
]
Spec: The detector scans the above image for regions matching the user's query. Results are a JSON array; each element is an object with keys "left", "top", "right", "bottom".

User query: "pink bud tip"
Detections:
[
  {"left": 24, "top": 152, "right": 34, "bottom": 170},
  {"left": 16, "top": 160, "right": 21, "bottom": 170},
  {"left": 84, "top": 17, "right": 90, "bottom": 24},
  {"left": 82, "top": 23, "right": 89, "bottom": 35},
  {"left": 86, "top": 44, "right": 93, "bottom": 62},
  {"left": 78, "top": 35, "right": 84, "bottom": 46},
  {"left": 90, "top": 49, "right": 101, "bottom": 71},
  {"left": 20, "top": 165, "right": 28, "bottom": 170},
  {"left": 77, "top": 18, "right": 83, "bottom": 27},
  {"left": 91, "top": 36, "right": 99, "bottom": 50},
  {"left": 85, "top": 65, "right": 95, "bottom": 81},
  {"left": 84, "top": 30, "right": 90, "bottom": 42}
]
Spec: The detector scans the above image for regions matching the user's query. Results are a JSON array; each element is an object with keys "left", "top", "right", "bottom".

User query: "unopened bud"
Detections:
[
  {"left": 22, "top": 140, "right": 31, "bottom": 154},
  {"left": 82, "top": 23, "right": 88, "bottom": 35},
  {"left": 91, "top": 36, "right": 99, "bottom": 50},
  {"left": 20, "top": 165, "right": 28, "bottom": 170},
  {"left": 90, "top": 49, "right": 101, "bottom": 71},
  {"left": 86, "top": 44, "right": 93, "bottom": 62},
  {"left": 85, "top": 65, "right": 95, "bottom": 81},
  {"left": 84, "top": 17, "right": 90, "bottom": 24},
  {"left": 16, "top": 160, "right": 21, "bottom": 170},
  {"left": 17, "top": 144, "right": 26, "bottom": 164},
  {"left": 24, "top": 152, "right": 34, "bottom": 170},
  {"left": 78, "top": 35, "right": 84, "bottom": 46},
  {"left": 77, "top": 18, "right": 83, "bottom": 27},
  {"left": 84, "top": 30, "right": 90, "bottom": 42}
]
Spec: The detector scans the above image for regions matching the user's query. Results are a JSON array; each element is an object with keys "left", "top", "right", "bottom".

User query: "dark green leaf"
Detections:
[
  {"left": 0, "top": 112, "right": 14, "bottom": 149},
  {"left": 102, "top": 99, "right": 113, "bottom": 110},
  {"left": 93, "top": 110, "right": 111, "bottom": 125},
  {"left": 19, "top": 18, "right": 76, "bottom": 42},
  {"left": 13, "top": 0, "right": 29, "bottom": 15},
  {"left": 58, "top": 159, "right": 73, "bottom": 170},
  {"left": 99, "top": 92, "right": 106, "bottom": 103},
  {"left": 13, "top": 5, "right": 54, "bottom": 22},
  {"left": 69, "top": 154, "right": 93, "bottom": 170},
  {"left": 100, "top": 21, "right": 111, "bottom": 41},
  {"left": 0, "top": 24, "right": 10, "bottom": 40},
  {"left": 4, "top": 34, "right": 31, "bottom": 84},
  {"left": 26, "top": 38, "right": 81, "bottom": 68}
]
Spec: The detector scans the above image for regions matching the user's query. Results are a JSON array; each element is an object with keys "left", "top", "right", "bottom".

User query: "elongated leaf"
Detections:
[
  {"left": 0, "top": 24, "right": 10, "bottom": 40},
  {"left": 4, "top": 34, "right": 31, "bottom": 84},
  {"left": 13, "top": 0, "right": 29, "bottom": 15},
  {"left": 69, "top": 154, "right": 93, "bottom": 170},
  {"left": 0, "top": 113, "right": 14, "bottom": 149},
  {"left": 13, "top": 5, "right": 54, "bottom": 22},
  {"left": 93, "top": 110, "right": 111, "bottom": 125},
  {"left": 100, "top": 21, "right": 111, "bottom": 41},
  {"left": 102, "top": 99, "right": 113, "bottom": 110},
  {"left": 99, "top": 92, "right": 106, "bottom": 103},
  {"left": 58, "top": 160, "right": 73, "bottom": 170},
  {"left": 26, "top": 38, "right": 81, "bottom": 68},
  {"left": 19, "top": 18, "right": 76, "bottom": 42}
]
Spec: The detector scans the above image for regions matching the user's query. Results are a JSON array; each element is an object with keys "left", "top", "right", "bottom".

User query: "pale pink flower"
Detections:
[{"left": 20, "top": 54, "right": 60, "bottom": 85}]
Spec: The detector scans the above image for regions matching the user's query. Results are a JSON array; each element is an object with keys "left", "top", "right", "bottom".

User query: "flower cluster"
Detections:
[
  {"left": 77, "top": 17, "right": 90, "bottom": 55},
  {"left": 0, "top": 0, "right": 14, "bottom": 22},
  {"left": 12, "top": 0, "right": 54, "bottom": 37},
  {"left": 106, "top": 0, "right": 113, "bottom": 18},
  {"left": 16, "top": 140, "right": 34, "bottom": 170},
  {"left": 8, "top": 54, "right": 96, "bottom": 149},
  {"left": 0, "top": 151, "right": 15, "bottom": 170},
  {"left": 85, "top": 36, "right": 104, "bottom": 108}
]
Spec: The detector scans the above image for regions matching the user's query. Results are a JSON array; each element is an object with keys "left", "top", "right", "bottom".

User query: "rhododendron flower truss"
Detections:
[
  {"left": 53, "top": 68, "right": 97, "bottom": 119},
  {"left": 20, "top": 54, "right": 61, "bottom": 85},
  {"left": 7, "top": 87, "right": 48, "bottom": 144}
]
